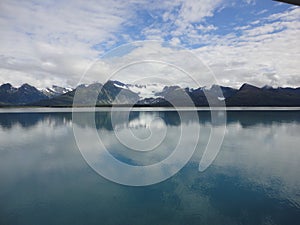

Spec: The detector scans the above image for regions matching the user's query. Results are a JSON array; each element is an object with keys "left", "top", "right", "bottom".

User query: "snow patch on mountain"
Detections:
[
  {"left": 113, "top": 83, "right": 129, "bottom": 89},
  {"left": 127, "top": 83, "right": 165, "bottom": 98},
  {"left": 40, "top": 85, "right": 73, "bottom": 97}
]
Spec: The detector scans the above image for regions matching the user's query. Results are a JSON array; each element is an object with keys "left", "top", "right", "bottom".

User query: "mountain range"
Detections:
[{"left": 1, "top": 81, "right": 300, "bottom": 107}]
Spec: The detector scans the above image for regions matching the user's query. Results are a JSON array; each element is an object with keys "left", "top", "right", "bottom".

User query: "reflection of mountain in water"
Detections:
[
  {"left": 0, "top": 112, "right": 72, "bottom": 129},
  {"left": 1, "top": 110, "right": 300, "bottom": 130},
  {"left": 1, "top": 110, "right": 300, "bottom": 224}
]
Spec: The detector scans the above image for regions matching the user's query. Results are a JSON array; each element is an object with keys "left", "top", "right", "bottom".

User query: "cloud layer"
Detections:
[{"left": 0, "top": 0, "right": 299, "bottom": 88}]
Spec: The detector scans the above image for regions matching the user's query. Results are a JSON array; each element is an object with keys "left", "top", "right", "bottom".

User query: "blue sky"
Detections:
[{"left": 0, "top": 0, "right": 299, "bottom": 88}]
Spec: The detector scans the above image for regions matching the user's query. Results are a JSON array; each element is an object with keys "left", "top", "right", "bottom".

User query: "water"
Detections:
[{"left": 0, "top": 110, "right": 300, "bottom": 225}]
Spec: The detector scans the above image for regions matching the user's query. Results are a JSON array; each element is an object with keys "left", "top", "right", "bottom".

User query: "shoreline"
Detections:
[{"left": 1, "top": 106, "right": 300, "bottom": 113}]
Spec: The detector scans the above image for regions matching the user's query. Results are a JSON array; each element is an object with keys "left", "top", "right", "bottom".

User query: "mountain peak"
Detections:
[
  {"left": 0, "top": 83, "right": 48, "bottom": 105},
  {"left": 21, "top": 83, "right": 31, "bottom": 87},
  {"left": 239, "top": 83, "right": 259, "bottom": 91},
  {"left": 0, "top": 83, "right": 13, "bottom": 91},
  {"left": 87, "top": 83, "right": 103, "bottom": 90},
  {"left": 20, "top": 83, "right": 35, "bottom": 90}
]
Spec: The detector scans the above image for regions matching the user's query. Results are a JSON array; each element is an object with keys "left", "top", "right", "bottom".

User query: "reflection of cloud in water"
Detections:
[
  {"left": 73, "top": 111, "right": 300, "bottom": 205},
  {"left": 73, "top": 109, "right": 200, "bottom": 185},
  {"left": 127, "top": 113, "right": 166, "bottom": 129},
  {"left": 1, "top": 110, "right": 300, "bottom": 130},
  {"left": 0, "top": 111, "right": 300, "bottom": 223},
  {"left": 209, "top": 122, "right": 300, "bottom": 207},
  {"left": 113, "top": 112, "right": 168, "bottom": 148}
]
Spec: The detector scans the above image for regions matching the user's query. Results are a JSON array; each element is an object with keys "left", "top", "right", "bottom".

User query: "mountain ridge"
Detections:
[{"left": 1, "top": 81, "right": 300, "bottom": 107}]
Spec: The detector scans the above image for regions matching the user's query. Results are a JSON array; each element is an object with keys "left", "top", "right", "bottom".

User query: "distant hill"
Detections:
[
  {"left": 1, "top": 81, "right": 300, "bottom": 107},
  {"left": 33, "top": 81, "right": 139, "bottom": 107},
  {"left": 0, "top": 83, "right": 48, "bottom": 105},
  {"left": 225, "top": 83, "right": 300, "bottom": 106}
]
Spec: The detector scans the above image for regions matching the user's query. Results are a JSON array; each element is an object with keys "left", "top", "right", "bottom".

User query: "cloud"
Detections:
[
  {"left": 80, "top": 41, "right": 216, "bottom": 88},
  {"left": 0, "top": 0, "right": 143, "bottom": 87},
  {"left": 0, "top": 0, "right": 299, "bottom": 88},
  {"left": 177, "top": 0, "right": 223, "bottom": 23},
  {"left": 243, "top": 0, "right": 256, "bottom": 5},
  {"left": 194, "top": 6, "right": 300, "bottom": 88},
  {"left": 0, "top": 0, "right": 226, "bottom": 88}
]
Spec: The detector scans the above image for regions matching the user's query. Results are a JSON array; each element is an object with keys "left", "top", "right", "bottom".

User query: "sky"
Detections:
[{"left": 0, "top": 0, "right": 299, "bottom": 88}]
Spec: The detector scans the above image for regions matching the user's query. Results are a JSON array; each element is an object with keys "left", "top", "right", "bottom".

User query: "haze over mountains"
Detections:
[{"left": 1, "top": 81, "right": 300, "bottom": 107}]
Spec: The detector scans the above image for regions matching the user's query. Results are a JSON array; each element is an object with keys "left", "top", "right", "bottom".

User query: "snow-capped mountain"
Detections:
[
  {"left": 41, "top": 85, "right": 73, "bottom": 98},
  {"left": 0, "top": 83, "right": 49, "bottom": 105},
  {"left": 106, "top": 81, "right": 166, "bottom": 99},
  {"left": 1, "top": 80, "right": 300, "bottom": 107},
  {"left": 127, "top": 83, "right": 166, "bottom": 98}
]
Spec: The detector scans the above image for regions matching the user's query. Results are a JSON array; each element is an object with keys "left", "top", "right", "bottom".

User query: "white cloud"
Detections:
[
  {"left": 244, "top": 22, "right": 285, "bottom": 36},
  {"left": 194, "top": 7, "right": 300, "bottom": 88},
  {"left": 80, "top": 41, "right": 216, "bottom": 88},
  {"left": 196, "top": 24, "right": 218, "bottom": 32},
  {"left": 0, "top": 0, "right": 299, "bottom": 89},
  {"left": 243, "top": 0, "right": 256, "bottom": 5},
  {"left": 0, "top": 0, "right": 226, "bottom": 88},
  {"left": 169, "top": 37, "right": 181, "bottom": 46},
  {"left": 0, "top": 0, "right": 144, "bottom": 88},
  {"left": 178, "top": 0, "right": 223, "bottom": 23}
]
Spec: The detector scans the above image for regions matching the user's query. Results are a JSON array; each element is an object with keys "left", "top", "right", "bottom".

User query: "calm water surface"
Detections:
[{"left": 0, "top": 110, "right": 300, "bottom": 225}]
